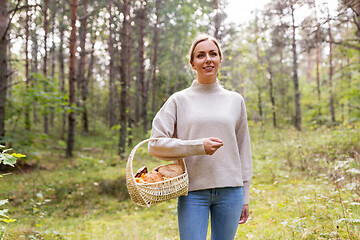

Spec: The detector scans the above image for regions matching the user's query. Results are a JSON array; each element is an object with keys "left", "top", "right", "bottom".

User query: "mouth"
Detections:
[{"left": 203, "top": 66, "right": 214, "bottom": 69}]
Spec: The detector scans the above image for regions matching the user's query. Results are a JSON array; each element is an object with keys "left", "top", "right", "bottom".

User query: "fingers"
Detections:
[
  {"left": 204, "top": 137, "right": 223, "bottom": 155},
  {"left": 239, "top": 204, "right": 249, "bottom": 224}
]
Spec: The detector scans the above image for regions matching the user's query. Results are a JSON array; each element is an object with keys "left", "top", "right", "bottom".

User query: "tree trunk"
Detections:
[
  {"left": 314, "top": 7, "right": 321, "bottom": 118},
  {"left": 151, "top": 0, "right": 160, "bottom": 113},
  {"left": 77, "top": 0, "right": 89, "bottom": 132},
  {"left": 7, "top": 27, "right": 11, "bottom": 99},
  {"left": 119, "top": 0, "right": 131, "bottom": 156},
  {"left": 66, "top": 0, "right": 78, "bottom": 158},
  {"left": 328, "top": 9, "right": 336, "bottom": 124},
  {"left": 165, "top": 39, "right": 176, "bottom": 99},
  {"left": 267, "top": 59, "right": 277, "bottom": 128},
  {"left": 127, "top": 2, "right": 133, "bottom": 148},
  {"left": 257, "top": 89, "right": 263, "bottom": 122},
  {"left": 87, "top": 37, "right": 95, "bottom": 95},
  {"left": 59, "top": 4, "right": 66, "bottom": 140},
  {"left": 214, "top": 0, "right": 220, "bottom": 40},
  {"left": 49, "top": 0, "right": 57, "bottom": 128},
  {"left": 0, "top": 0, "right": 8, "bottom": 143},
  {"left": 108, "top": 0, "right": 116, "bottom": 128},
  {"left": 43, "top": 0, "right": 49, "bottom": 134},
  {"left": 138, "top": 0, "right": 148, "bottom": 134},
  {"left": 31, "top": 18, "right": 39, "bottom": 123},
  {"left": 290, "top": 1, "right": 302, "bottom": 131},
  {"left": 25, "top": 0, "right": 31, "bottom": 130}
]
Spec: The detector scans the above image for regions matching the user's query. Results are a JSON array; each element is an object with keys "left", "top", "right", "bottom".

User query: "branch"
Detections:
[
  {"left": 0, "top": 80, "right": 22, "bottom": 92},
  {"left": 1, "top": 0, "right": 21, "bottom": 40},
  {"left": 7, "top": 4, "right": 41, "bottom": 14},
  {"left": 323, "top": 39, "right": 360, "bottom": 51}
]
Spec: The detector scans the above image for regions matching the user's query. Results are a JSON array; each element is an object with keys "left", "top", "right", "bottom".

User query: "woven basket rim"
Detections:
[{"left": 133, "top": 171, "right": 187, "bottom": 186}]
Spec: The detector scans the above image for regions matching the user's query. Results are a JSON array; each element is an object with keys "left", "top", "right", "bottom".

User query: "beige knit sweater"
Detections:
[{"left": 148, "top": 80, "right": 252, "bottom": 204}]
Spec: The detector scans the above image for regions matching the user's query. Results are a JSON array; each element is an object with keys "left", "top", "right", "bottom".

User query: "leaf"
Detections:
[
  {"left": 0, "top": 200, "right": 9, "bottom": 206},
  {"left": 1, "top": 218, "right": 16, "bottom": 223},
  {"left": 0, "top": 209, "right": 8, "bottom": 217},
  {"left": 11, "top": 153, "right": 26, "bottom": 158},
  {"left": 2, "top": 148, "right": 12, "bottom": 153},
  {"left": 0, "top": 154, "right": 16, "bottom": 167}
]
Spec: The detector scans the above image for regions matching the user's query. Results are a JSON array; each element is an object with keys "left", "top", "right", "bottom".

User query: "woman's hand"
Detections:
[
  {"left": 239, "top": 204, "right": 249, "bottom": 224},
  {"left": 203, "top": 137, "right": 223, "bottom": 155}
]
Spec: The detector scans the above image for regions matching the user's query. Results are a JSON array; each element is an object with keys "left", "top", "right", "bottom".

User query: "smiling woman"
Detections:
[
  {"left": 148, "top": 34, "right": 253, "bottom": 240},
  {"left": 189, "top": 36, "right": 222, "bottom": 84}
]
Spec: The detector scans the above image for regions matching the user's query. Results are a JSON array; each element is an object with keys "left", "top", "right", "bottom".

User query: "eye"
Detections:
[
  {"left": 197, "top": 54, "right": 204, "bottom": 58},
  {"left": 211, "top": 52, "right": 217, "bottom": 56}
]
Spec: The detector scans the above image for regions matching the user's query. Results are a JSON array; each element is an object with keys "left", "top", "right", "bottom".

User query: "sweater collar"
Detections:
[{"left": 190, "top": 79, "right": 222, "bottom": 92}]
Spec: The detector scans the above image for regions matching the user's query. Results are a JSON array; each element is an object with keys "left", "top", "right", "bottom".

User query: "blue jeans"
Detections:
[{"left": 177, "top": 187, "right": 244, "bottom": 240}]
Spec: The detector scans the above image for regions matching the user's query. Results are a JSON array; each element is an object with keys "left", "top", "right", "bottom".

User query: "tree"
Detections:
[
  {"left": 151, "top": 0, "right": 160, "bottom": 113},
  {"left": 0, "top": 0, "right": 9, "bottom": 144},
  {"left": 43, "top": 0, "right": 49, "bottom": 134},
  {"left": 108, "top": 0, "right": 116, "bottom": 128},
  {"left": 77, "top": 0, "right": 89, "bottom": 132},
  {"left": 66, "top": 0, "right": 78, "bottom": 158},
  {"left": 119, "top": 0, "right": 131, "bottom": 155},
  {"left": 327, "top": 6, "right": 336, "bottom": 124},
  {"left": 24, "top": 0, "right": 30, "bottom": 130},
  {"left": 289, "top": 0, "right": 302, "bottom": 130},
  {"left": 136, "top": 0, "right": 148, "bottom": 134},
  {"left": 58, "top": 3, "right": 66, "bottom": 140}
]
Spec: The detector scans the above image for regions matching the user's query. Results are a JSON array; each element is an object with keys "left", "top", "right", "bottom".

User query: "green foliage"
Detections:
[
  {"left": 0, "top": 147, "right": 25, "bottom": 240},
  {"left": 1, "top": 126, "right": 359, "bottom": 239}
]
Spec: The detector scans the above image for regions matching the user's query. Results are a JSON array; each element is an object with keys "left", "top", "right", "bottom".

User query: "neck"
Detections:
[{"left": 197, "top": 76, "right": 217, "bottom": 84}]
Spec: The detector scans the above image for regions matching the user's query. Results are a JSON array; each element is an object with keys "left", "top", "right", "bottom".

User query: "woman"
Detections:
[{"left": 148, "top": 34, "right": 252, "bottom": 240}]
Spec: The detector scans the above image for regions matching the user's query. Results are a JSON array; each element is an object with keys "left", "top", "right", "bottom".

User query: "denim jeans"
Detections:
[{"left": 177, "top": 187, "right": 244, "bottom": 240}]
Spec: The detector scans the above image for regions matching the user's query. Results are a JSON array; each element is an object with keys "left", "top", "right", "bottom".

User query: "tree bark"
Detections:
[
  {"left": 77, "top": 0, "right": 89, "bottom": 132},
  {"left": 49, "top": 0, "right": 57, "bottom": 128},
  {"left": 119, "top": 0, "right": 131, "bottom": 155},
  {"left": 31, "top": 14, "right": 39, "bottom": 123},
  {"left": 267, "top": 59, "right": 277, "bottom": 128},
  {"left": 165, "top": 39, "right": 176, "bottom": 99},
  {"left": 59, "top": 3, "right": 66, "bottom": 140},
  {"left": 151, "top": 0, "right": 160, "bottom": 113},
  {"left": 328, "top": 9, "right": 336, "bottom": 124},
  {"left": 314, "top": 7, "right": 322, "bottom": 119},
  {"left": 66, "top": 0, "right": 78, "bottom": 158},
  {"left": 25, "top": 0, "right": 31, "bottom": 130},
  {"left": 138, "top": 0, "right": 148, "bottom": 134},
  {"left": 0, "top": 0, "right": 8, "bottom": 143},
  {"left": 290, "top": 1, "right": 302, "bottom": 131},
  {"left": 214, "top": 0, "right": 220, "bottom": 40},
  {"left": 43, "top": 0, "right": 49, "bottom": 134},
  {"left": 108, "top": 0, "right": 116, "bottom": 128}
]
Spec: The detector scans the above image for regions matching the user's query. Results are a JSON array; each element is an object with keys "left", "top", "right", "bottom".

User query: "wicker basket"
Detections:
[{"left": 126, "top": 138, "right": 189, "bottom": 207}]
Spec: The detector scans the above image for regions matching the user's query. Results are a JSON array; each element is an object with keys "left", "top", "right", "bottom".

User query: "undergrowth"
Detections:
[{"left": 0, "top": 124, "right": 359, "bottom": 239}]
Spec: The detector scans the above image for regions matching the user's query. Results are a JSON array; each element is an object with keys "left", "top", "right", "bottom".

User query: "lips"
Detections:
[{"left": 203, "top": 66, "right": 214, "bottom": 69}]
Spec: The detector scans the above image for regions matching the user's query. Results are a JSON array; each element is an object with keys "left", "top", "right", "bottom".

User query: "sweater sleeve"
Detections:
[
  {"left": 148, "top": 94, "right": 207, "bottom": 160},
  {"left": 236, "top": 96, "right": 253, "bottom": 204}
]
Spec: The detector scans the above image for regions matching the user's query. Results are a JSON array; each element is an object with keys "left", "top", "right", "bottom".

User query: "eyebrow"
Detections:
[{"left": 196, "top": 49, "right": 218, "bottom": 54}]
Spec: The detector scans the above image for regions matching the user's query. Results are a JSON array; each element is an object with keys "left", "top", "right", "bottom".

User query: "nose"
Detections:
[{"left": 205, "top": 53, "right": 211, "bottom": 62}]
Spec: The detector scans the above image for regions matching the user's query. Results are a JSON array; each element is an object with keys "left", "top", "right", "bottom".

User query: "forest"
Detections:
[{"left": 0, "top": 0, "right": 359, "bottom": 239}]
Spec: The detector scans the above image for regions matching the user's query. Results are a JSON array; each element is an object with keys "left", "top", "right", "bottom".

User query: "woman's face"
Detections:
[{"left": 191, "top": 40, "right": 222, "bottom": 83}]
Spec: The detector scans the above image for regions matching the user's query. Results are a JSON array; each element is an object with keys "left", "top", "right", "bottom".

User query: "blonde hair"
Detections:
[{"left": 189, "top": 34, "right": 222, "bottom": 64}]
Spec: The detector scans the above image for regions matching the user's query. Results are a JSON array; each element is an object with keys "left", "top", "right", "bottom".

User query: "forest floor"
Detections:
[{"left": 1, "top": 123, "right": 360, "bottom": 239}]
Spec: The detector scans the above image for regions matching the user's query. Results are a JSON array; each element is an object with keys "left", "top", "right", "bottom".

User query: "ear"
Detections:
[{"left": 190, "top": 61, "right": 196, "bottom": 70}]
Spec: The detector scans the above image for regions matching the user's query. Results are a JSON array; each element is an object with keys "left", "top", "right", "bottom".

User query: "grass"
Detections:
[{"left": 1, "top": 123, "right": 359, "bottom": 239}]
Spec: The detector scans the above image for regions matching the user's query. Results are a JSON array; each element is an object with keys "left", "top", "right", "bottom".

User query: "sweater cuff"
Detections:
[
  {"left": 183, "top": 138, "right": 206, "bottom": 155},
  {"left": 243, "top": 181, "right": 251, "bottom": 204}
]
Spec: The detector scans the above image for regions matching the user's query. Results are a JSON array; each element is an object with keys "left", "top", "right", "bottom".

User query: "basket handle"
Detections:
[{"left": 126, "top": 138, "right": 187, "bottom": 182}]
